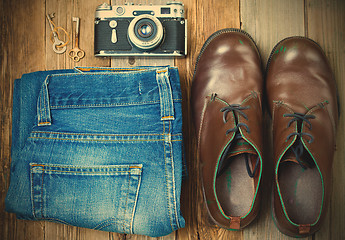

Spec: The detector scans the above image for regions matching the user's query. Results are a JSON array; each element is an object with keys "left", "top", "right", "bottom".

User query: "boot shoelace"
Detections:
[
  {"left": 218, "top": 104, "right": 259, "bottom": 178},
  {"left": 283, "top": 113, "right": 315, "bottom": 169}
]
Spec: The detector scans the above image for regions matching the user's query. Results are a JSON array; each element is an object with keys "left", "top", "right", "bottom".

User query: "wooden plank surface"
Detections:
[
  {"left": 307, "top": 0, "right": 345, "bottom": 239},
  {"left": 240, "top": 0, "right": 345, "bottom": 240},
  {"left": 45, "top": 0, "right": 110, "bottom": 69},
  {"left": 240, "top": 1, "right": 308, "bottom": 240},
  {"left": 175, "top": 0, "right": 242, "bottom": 239},
  {"left": 44, "top": 1, "right": 112, "bottom": 238},
  {"left": 1, "top": 0, "right": 47, "bottom": 239},
  {"left": 1, "top": 0, "right": 345, "bottom": 239},
  {"left": 240, "top": 0, "right": 305, "bottom": 63}
]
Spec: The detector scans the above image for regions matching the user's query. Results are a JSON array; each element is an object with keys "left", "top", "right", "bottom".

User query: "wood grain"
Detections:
[
  {"left": 240, "top": 1, "right": 309, "bottom": 240},
  {"left": 45, "top": 0, "right": 110, "bottom": 69},
  {"left": 175, "top": 0, "right": 242, "bottom": 239},
  {"left": 43, "top": 1, "right": 112, "bottom": 238},
  {"left": 1, "top": 0, "right": 46, "bottom": 240},
  {"left": 240, "top": 0, "right": 305, "bottom": 64},
  {"left": 1, "top": 0, "right": 345, "bottom": 239},
  {"left": 306, "top": 0, "right": 345, "bottom": 239},
  {"left": 174, "top": 0, "right": 198, "bottom": 238}
]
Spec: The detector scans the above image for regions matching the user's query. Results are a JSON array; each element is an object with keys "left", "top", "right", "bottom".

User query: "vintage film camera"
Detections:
[{"left": 94, "top": 2, "right": 187, "bottom": 57}]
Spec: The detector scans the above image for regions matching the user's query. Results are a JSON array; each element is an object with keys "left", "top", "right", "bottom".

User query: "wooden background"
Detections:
[{"left": 1, "top": 0, "right": 344, "bottom": 239}]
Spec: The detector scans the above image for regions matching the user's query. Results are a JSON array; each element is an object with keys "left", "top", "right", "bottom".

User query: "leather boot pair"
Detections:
[{"left": 191, "top": 28, "right": 338, "bottom": 237}]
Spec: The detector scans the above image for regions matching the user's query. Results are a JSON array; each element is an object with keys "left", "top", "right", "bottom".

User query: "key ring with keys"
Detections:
[{"left": 46, "top": 13, "right": 70, "bottom": 54}]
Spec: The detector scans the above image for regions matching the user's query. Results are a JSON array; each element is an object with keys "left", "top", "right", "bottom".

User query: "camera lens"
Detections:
[
  {"left": 135, "top": 19, "right": 156, "bottom": 40},
  {"left": 128, "top": 15, "right": 163, "bottom": 50},
  {"left": 138, "top": 23, "right": 153, "bottom": 38}
]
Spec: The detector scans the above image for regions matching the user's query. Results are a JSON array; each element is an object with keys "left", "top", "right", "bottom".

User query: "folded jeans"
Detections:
[{"left": 5, "top": 66, "right": 185, "bottom": 237}]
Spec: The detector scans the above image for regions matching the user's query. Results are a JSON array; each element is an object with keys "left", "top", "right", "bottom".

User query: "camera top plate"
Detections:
[{"left": 95, "top": 2, "right": 185, "bottom": 20}]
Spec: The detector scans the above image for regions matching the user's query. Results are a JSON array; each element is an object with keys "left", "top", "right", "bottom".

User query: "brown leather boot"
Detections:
[
  {"left": 266, "top": 37, "right": 339, "bottom": 237},
  {"left": 191, "top": 29, "right": 264, "bottom": 230}
]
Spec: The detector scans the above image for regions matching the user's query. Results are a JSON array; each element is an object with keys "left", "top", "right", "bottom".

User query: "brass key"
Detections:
[{"left": 69, "top": 17, "right": 85, "bottom": 62}]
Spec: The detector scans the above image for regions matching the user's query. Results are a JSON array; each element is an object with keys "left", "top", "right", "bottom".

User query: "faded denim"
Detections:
[{"left": 5, "top": 66, "right": 185, "bottom": 237}]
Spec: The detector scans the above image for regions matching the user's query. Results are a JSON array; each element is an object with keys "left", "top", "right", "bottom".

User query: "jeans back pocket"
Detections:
[{"left": 30, "top": 163, "right": 142, "bottom": 234}]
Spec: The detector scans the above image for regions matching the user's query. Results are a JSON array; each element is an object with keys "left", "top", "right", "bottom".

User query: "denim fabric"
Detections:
[{"left": 5, "top": 66, "right": 185, "bottom": 237}]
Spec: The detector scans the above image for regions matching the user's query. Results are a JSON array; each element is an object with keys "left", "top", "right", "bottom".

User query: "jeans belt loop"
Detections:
[
  {"left": 37, "top": 76, "right": 52, "bottom": 126},
  {"left": 156, "top": 67, "right": 175, "bottom": 121}
]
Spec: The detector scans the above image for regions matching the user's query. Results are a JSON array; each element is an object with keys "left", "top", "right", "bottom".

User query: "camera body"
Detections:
[{"left": 94, "top": 2, "right": 187, "bottom": 57}]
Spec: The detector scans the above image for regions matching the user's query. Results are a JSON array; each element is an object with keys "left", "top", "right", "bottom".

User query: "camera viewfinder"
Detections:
[{"left": 161, "top": 8, "right": 170, "bottom": 14}]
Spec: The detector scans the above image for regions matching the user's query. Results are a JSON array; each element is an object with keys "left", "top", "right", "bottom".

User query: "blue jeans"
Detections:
[{"left": 5, "top": 66, "right": 185, "bottom": 237}]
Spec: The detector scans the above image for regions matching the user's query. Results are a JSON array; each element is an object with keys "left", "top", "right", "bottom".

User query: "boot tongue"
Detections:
[
  {"left": 226, "top": 139, "right": 257, "bottom": 158},
  {"left": 281, "top": 149, "right": 311, "bottom": 168},
  {"left": 217, "top": 138, "right": 258, "bottom": 177}
]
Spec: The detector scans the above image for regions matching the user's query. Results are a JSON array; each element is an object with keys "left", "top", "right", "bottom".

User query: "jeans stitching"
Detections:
[
  {"left": 94, "top": 218, "right": 116, "bottom": 230},
  {"left": 30, "top": 164, "right": 142, "bottom": 174},
  {"left": 156, "top": 72, "right": 164, "bottom": 120},
  {"left": 30, "top": 165, "right": 36, "bottom": 218},
  {"left": 50, "top": 100, "right": 168, "bottom": 109},
  {"left": 30, "top": 165, "right": 45, "bottom": 219},
  {"left": 35, "top": 169, "right": 133, "bottom": 174},
  {"left": 38, "top": 89, "right": 41, "bottom": 123},
  {"left": 92, "top": 173, "right": 142, "bottom": 233},
  {"left": 28, "top": 136, "right": 177, "bottom": 142},
  {"left": 31, "top": 131, "right": 182, "bottom": 137},
  {"left": 166, "top": 71, "right": 175, "bottom": 120},
  {"left": 169, "top": 120, "right": 180, "bottom": 229},
  {"left": 49, "top": 99, "right": 181, "bottom": 109},
  {"left": 49, "top": 67, "right": 171, "bottom": 77},
  {"left": 162, "top": 74, "right": 167, "bottom": 117},
  {"left": 122, "top": 172, "right": 131, "bottom": 233},
  {"left": 38, "top": 78, "right": 51, "bottom": 125},
  {"left": 76, "top": 67, "right": 146, "bottom": 72},
  {"left": 157, "top": 69, "right": 168, "bottom": 74},
  {"left": 38, "top": 89, "right": 43, "bottom": 124},
  {"left": 157, "top": 69, "right": 175, "bottom": 121},
  {"left": 30, "top": 164, "right": 141, "bottom": 232},
  {"left": 95, "top": 220, "right": 118, "bottom": 231},
  {"left": 74, "top": 66, "right": 174, "bottom": 74},
  {"left": 41, "top": 167, "right": 44, "bottom": 219},
  {"left": 130, "top": 174, "right": 142, "bottom": 234},
  {"left": 43, "top": 84, "right": 47, "bottom": 123},
  {"left": 42, "top": 78, "right": 50, "bottom": 124},
  {"left": 31, "top": 163, "right": 141, "bottom": 168},
  {"left": 41, "top": 88, "right": 45, "bottom": 123},
  {"left": 12, "top": 67, "right": 185, "bottom": 236},
  {"left": 163, "top": 121, "right": 174, "bottom": 231}
]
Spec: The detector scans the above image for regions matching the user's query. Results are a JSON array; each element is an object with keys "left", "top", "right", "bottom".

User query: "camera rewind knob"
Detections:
[{"left": 97, "top": 2, "right": 111, "bottom": 10}]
